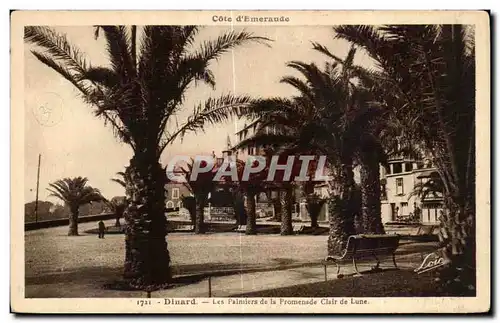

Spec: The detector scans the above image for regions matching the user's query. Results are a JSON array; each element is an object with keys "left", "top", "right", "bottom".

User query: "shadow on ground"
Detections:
[{"left": 233, "top": 269, "right": 475, "bottom": 298}]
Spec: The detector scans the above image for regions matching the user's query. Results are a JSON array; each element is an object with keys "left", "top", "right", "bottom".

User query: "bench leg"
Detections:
[
  {"left": 371, "top": 253, "right": 381, "bottom": 272},
  {"left": 392, "top": 253, "right": 398, "bottom": 269},
  {"left": 352, "top": 257, "right": 362, "bottom": 276},
  {"left": 335, "top": 261, "right": 342, "bottom": 278}
]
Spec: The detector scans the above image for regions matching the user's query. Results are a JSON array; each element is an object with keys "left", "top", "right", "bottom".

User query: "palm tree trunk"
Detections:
[
  {"left": 360, "top": 153, "right": 385, "bottom": 234},
  {"left": 123, "top": 156, "right": 171, "bottom": 288},
  {"left": 232, "top": 190, "right": 246, "bottom": 225},
  {"left": 280, "top": 186, "right": 293, "bottom": 235},
  {"left": 115, "top": 216, "right": 121, "bottom": 227},
  {"left": 437, "top": 197, "right": 475, "bottom": 294},
  {"left": 306, "top": 199, "right": 322, "bottom": 228},
  {"left": 194, "top": 193, "right": 207, "bottom": 234},
  {"left": 245, "top": 190, "right": 257, "bottom": 235},
  {"left": 68, "top": 206, "right": 79, "bottom": 236},
  {"left": 273, "top": 191, "right": 282, "bottom": 222},
  {"left": 327, "top": 163, "right": 356, "bottom": 255},
  {"left": 310, "top": 209, "right": 319, "bottom": 228}
]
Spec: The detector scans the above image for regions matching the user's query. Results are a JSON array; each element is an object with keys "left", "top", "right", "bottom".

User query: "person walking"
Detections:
[{"left": 98, "top": 220, "right": 106, "bottom": 239}]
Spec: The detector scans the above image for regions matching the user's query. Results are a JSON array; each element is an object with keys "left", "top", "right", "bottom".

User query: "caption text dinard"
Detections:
[{"left": 137, "top": 298, "right": 368, "bottom": 307}]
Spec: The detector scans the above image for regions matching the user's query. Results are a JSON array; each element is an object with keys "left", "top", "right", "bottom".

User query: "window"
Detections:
[
  {"left": 393, "top": 163, "right": 402, "bottom": 174},
  {"left": 381, "top": 183, "right": 387, "bottom": 200},
  {"left": 400, "top": 202, "right": 408, "bottom": 216},
  {"left": 396, "top": 178, "right": 404, "bottom": 195},
  {"left": 405, "top": 162, "right": 413, "bottom": 172},
  {"left": 172, "top": 188, "right": 180, "bottom": 200}
]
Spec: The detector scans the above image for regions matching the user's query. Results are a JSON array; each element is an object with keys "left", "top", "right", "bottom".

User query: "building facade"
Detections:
[{"left": 381, "top": 156, "right": 443, "bottom": 224}]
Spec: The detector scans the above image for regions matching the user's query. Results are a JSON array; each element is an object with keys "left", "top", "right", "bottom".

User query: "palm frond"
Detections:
[
  {"left": 25, "top": 26, "right": 89, "bottom": 74},
  {"left": 160, "top": 94, "right": 254, "bottom": 154},
  {"left": 80, "top": 67, "right": 120, "bottom": 89},
  {"left": 96, "top": 26, "right": 135, "bottom": 79},
  {"left": 192, "top": 30, "right": 271, "bottom": 64}
]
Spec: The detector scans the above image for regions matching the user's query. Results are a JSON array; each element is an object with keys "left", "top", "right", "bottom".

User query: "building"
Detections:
[
  {"left": 381, "top": 156, "right": 443, "bottom": 224},
  {"left": 164, "top": 167, "right": 192, "bottom": 211}
]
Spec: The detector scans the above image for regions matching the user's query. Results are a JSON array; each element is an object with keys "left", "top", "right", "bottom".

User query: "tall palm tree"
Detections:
[
  {"left": 25, "top": 25, "right": 270, "bottom": 287},
  {"left": 334, "top": 25, "right": 476, "bottom": 292},
  {"left": 47, "top": 177, "right": 104, "bottom": 235},
  {"left": 312, "top": 43, "right": 389, "bottom": 235},
  {"left": 238, "top": 55, "right": 383, "bottom": 250},
  {"left": 235, "top": 91, "right": 333, "bottom": 237}
]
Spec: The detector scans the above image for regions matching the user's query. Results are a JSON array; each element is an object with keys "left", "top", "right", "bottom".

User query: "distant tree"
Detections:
[
  {"left": 107, "top": 196, "right": 127, "bottom": 227},
  {"left": 47, "top": 177, "right": 105, "bottom": 235},
  {"left": 51, "top": 203, "right": 69, "bottom": 219},
  {"left": 408, "top": 172, "right": 445, "bottom": 201},
  {"left": 180, "top": 159, "right": 218, "bottom": 234},
  {"left": 24, "top": 200, "right": 53, "bottom": 222}
]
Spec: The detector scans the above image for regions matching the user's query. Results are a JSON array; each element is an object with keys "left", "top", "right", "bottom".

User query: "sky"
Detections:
[{"left": 24, "top": 25, "right": 373, "bottom": 203}]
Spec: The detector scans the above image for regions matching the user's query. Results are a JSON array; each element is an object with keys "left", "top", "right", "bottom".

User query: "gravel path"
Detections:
[{"left": 24, "top": 220, "right": 437, "bottom": 297}]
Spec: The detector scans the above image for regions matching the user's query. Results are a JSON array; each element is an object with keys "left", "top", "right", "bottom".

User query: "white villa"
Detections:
[{"left": 381, "top": 156, "right": 443, "bottom": 224}]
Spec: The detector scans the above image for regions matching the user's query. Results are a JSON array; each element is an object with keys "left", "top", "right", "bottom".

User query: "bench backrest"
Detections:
[{"left": 342, "top": 234, "right": 400, "bottom": 258}]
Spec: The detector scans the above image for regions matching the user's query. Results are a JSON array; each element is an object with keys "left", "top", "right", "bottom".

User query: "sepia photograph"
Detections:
[{"left": 10, "top": 10, "right": 490, "bottom": 314}]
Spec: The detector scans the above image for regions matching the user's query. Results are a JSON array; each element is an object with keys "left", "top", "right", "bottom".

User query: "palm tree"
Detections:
[
  {"left": 180, "top": 159, "right": 218, "bottom": 234},
  {"left": 47, "top": 177, "right": 104, "bottom": 235},
  {"left": 109, "top": 171, "right": 130, "bottom": 227},
  {"left": 235, "top": 95, "right": 332, "bottom": 237},
  {"left": 110, "top": 171, "right": 128, "bottom": 189},
  {"left": 25, "top": 25, "right": 270, "bottom": 287},
  {"left": 230, "top": 158, "right": 263, "bottom": 235},
  {"left": 408, "top": 171, "right": 445, "bottom": 201},
  {"left": 334, "top": 25, "right": 476, "bottom": 292},
  {"left": 312, "top": 43, "right": 389, "bottom": 235},
  {"left": 107, "top": 196, "right": 127, "bottom": 227},
  {"left": 238, "top": 55, "right": 384, "bottom": 250}
]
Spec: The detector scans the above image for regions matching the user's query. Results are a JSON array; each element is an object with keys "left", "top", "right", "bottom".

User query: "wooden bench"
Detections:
[
  {"left": 175, "top": 224, "right": 194, "bottom": 232},
  {"left": 234, "top": 225, "right": 247, "bottom": 233},
  {"left": 293, "top": 224, "right": 305, "bottom": 234},
  {"left": 324, "top": 234, "right": 400, "bottom": 277},
  {"left": 415, "top": 225, "right": 436, "bottom": 236},
  {"left": 210, "top": 214, "right": 233, "bottom": 222}
]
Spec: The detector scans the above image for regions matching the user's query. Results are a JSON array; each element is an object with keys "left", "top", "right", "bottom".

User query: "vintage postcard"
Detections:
[{"left": 11, "top": 10, "right": 490, "bottom": 314}]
